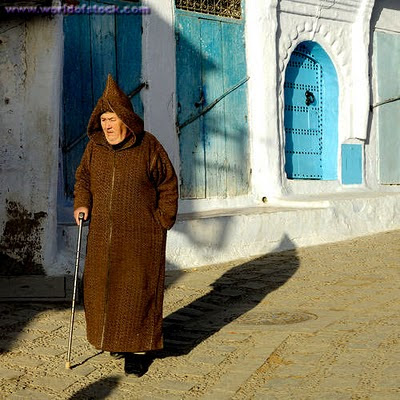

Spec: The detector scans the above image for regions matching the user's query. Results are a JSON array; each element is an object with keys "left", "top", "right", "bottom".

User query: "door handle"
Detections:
[{"left": 305, "top": 90, "right": 315, "bottom": 106}]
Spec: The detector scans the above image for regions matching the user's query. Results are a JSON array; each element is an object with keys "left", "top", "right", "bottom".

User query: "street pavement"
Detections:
[{"left": 0, "top": 230, "right": 399, "bottom": 399}]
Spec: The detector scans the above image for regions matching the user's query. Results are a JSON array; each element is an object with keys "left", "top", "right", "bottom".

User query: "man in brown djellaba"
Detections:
[{"left": 73, "top": 75, "right": 178, "bottom": 376}]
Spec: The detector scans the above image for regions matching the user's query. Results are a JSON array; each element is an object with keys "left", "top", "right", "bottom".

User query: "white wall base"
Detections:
[{"left": 56, "top": 192, "right": 400, "bottom": 275}]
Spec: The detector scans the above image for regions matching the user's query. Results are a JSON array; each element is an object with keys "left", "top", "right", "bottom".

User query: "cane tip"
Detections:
[{"left": 65, "top": 361, "right": 71, "bottom": 370}]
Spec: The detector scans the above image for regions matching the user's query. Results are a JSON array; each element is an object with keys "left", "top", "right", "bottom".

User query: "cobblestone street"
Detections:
[{"left": 0, "top": 230, "right": 399, "bottom": 399}]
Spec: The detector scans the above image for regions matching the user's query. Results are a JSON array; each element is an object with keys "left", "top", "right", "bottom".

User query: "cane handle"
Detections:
[{"left": 78, "top": 212, "right": 84, "bottom": 220}]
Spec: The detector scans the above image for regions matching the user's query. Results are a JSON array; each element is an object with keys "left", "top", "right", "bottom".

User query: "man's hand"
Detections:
[{"left": 74, "top": 207, "right": 89, "bottom": 225}]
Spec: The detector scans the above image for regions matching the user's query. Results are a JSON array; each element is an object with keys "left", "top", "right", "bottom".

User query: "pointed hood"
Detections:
[{"left": 87, "top": 74, "right": 144, "bottom": 143}]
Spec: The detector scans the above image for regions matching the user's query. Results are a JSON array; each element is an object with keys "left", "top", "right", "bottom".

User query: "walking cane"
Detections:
[{"left": 65, "top": 212, "right": 85, "bottom": 370}]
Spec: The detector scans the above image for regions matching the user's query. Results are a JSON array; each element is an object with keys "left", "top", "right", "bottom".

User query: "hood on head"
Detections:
[{"left": 87, "top": 74, "right": 144, "bottom": 142}]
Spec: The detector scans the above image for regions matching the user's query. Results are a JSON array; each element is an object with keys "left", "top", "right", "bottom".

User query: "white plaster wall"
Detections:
[
  {"left": 0, "top": 15, "right": 62, "bottom": 272},
  {"left": 165, "top": 192, "right": 400, "bottom": 269},
  {"left": 141, "top": 0, "right": 179, "bottom": 170},
  {"left": 0, "top": 19, "right": 26, "bottom": 227},
  {"left": 58, "top": 191, "right": 400, "bottom": 273},
  {"left": 269, "top": 0, "right": 375, "bottom": 196},
  {"left": 245, "top": 0, "right": 282, "bottom": 201}
]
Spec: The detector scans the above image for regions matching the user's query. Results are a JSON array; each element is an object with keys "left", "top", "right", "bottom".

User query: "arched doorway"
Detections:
[{"left": 284, "top": 41, "right": 338, "bottom": 180}]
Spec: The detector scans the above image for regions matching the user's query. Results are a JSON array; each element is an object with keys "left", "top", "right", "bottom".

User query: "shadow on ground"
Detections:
[
  {"left": 156, "top": 234, "right": 300, "bottom": 359},
  {"left": 68, "top": 376, "right": 121, "bottom": 400}
]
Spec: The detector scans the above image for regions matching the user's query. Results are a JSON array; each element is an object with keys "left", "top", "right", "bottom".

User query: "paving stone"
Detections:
[
  {"left": 6, "top": 389, "right": 53, "bottom": 400},
  {"left": 317, "top": 374, "right": 361, "bottom": 389},
  {"left": 189, "top": 353, "right": 227, "bottom": 365},
  {"left": 331, "top": 361, "right": 365, "bottom": 376},
  {"left": 0, "top": 339, "right": 15, "bottom": 350},
  {"left": 0, "top": 318, "right": 21, "bottom": 327},
  {"left": 178, "top": 307, "right": 204, "bottom": 317},
  {"left": 375, "top": 376, "right": 400, "bottom": 390},
  {"left": 69, "top": 326, "right": 87, "bottom": 337},
  {"left": 285, "top": 352, "right": 321, "bottom": 364},
  {"left": 239, "top": 281, "right": 267, "bottom": 290},
  {"left": 0, "top": 366, "right": 24, "bottom": 380},
  {"left": 25, "top": 322, "right": 63, "bottom": 333},
  {"left": 218, "top": 331, "right": 249, "bottom": 342},
  {"left": 212, "top": 370, "right": 254, "bottom": 394},
  {"left": 200, "top": 388, "right": 235, "bottom": 400},
  {"left": 141, "top": 393, "right": 185, "bottom": 400},
  {"left": 310, "top": 391, "right": 353, "bottom": 400},
  {"left": 165, "top": 314, "right": 192, "bottom": 322},
  {"left": 207, "top": 344, "right": 237, "bottom": 353},
  {"left": 7, "top": 354, "right": 44, "bottom": 368},
  {"left": 369, "top": 391, "right": 400, "bottom": 400},
  {"left": 262, "top": 377, "right": 306, "bottom": 390},
  {"left": 347, "top": 340, "right": 379, "bottom": 350},
  {"left": 33, "top": 374, "right": 79, "bottom": 391},
  {"left": 29, "top": 346, "right": 66, "bottom": 357},
  {"left": 4, "top": 331, "right": 44, "bottom": 341},
  {"left": 173, "top": 362, "right": 214, "bottom": 377},
  {"left": 158, "top": 379, "right": 194, "bottom": 392},
  {"left": 67, "top": 364, "right": 97, "bottom": 377},
  {"left": 253, "top": 390, "right": 290, "bottom": 400},
  {"left": 189, "top": 301, "right": 223, "bottom": 312},
  {"left": 273, "top": 362, "right": 316, "bottom": 378},
  {"left": 381, "top": 364, "right": 400, "bottom": 377}
]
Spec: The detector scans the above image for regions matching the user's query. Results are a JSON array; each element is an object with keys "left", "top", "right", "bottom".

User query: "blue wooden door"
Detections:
[
  {"left": 175, "top": 3, "right": 249, "bottom": 199},
  {"left": 284, "top": 41, "right": 338, "bottom": 180},
  {"left": 375, "top": 32, "right": 400, "bottom": 184},
  {"left": 284, "top": 43, "right": 323, "bottom": 179},
  {"left": 62, "top": 0, "right": 143, "bottom": 198}
]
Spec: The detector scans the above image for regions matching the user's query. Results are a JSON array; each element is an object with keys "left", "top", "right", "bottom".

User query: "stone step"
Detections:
[{"left": 0, "top": 275, "right": 75, "bottom": 302}]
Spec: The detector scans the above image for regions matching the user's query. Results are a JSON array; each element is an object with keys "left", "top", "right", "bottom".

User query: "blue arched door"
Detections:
[{"left": 284, "top": 41, "right": 338, "bottom": 180}]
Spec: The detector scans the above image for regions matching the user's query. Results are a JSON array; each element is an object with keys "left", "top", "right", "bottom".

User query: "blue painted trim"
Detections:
[{"left": 342, "top": 144, "right": 363, "bottom": 185}]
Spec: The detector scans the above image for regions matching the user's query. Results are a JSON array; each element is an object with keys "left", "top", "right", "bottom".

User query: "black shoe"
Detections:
[{"left": 124, "top": 353, "right": 152, "bottom": 377}]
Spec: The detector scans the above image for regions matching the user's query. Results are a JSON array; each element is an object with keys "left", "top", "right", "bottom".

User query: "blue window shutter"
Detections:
[{"left": 342, "top": 144, "right": 362, "bottom": 185}]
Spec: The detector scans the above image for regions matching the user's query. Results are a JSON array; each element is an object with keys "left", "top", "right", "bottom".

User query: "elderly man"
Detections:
[{"left": 73, "top": 75, "right": 178, "bottom": 376}]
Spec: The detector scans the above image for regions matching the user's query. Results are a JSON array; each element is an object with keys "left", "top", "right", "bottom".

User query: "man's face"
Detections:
[{"left": 100, "top": 112, "right": 128, "bottom": 145}]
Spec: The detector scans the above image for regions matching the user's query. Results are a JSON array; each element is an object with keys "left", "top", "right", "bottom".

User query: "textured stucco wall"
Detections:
[
  {"left": 272, "top": 0, "right": 375, "bottom": 195},
  {"left": 0, "top": 15, "right": 62, "bottom": 274}
]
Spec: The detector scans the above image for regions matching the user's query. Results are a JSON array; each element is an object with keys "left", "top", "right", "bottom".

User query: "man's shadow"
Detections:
[{"left": 156, "top": 234, "right": 299, "bottom": 359}]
